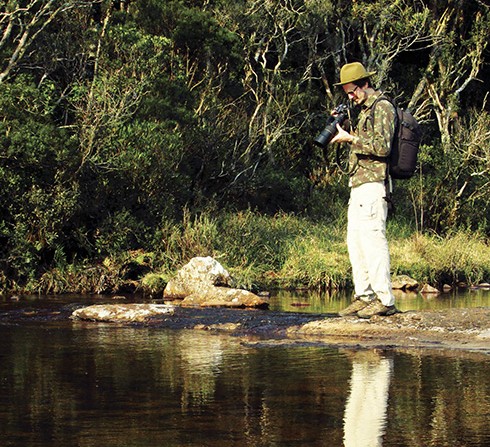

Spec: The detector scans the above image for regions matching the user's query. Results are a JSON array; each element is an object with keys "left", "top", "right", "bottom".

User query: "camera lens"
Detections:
[{"left": 313, "top": 111, "right": 347, "bottom": 147}]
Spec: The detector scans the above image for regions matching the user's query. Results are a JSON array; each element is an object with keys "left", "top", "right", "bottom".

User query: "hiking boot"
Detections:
[
  {"left": 357, "top": 299, "right": 397, "bottom": 319},
  {"left": 338, "top": 298, "right": 371, "bottom": 316}
]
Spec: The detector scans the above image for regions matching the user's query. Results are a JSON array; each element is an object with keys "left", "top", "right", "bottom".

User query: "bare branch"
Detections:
[{"left": 0, "top": 0, "right": 96, "bottom": 84}]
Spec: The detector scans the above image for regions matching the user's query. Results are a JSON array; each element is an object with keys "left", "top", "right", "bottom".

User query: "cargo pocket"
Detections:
[{"left": 358, "top": 198, "right": 378, "bottom": 222}]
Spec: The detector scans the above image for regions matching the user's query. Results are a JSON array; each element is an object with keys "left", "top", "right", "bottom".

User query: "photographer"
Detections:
[{"left": 329, "top": 62, "right": 397, "bottom": 318}]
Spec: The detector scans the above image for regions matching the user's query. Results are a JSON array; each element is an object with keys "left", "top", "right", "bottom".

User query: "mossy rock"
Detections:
[{"left": 141, "top": 273, "right": 168, "bottom": 294}]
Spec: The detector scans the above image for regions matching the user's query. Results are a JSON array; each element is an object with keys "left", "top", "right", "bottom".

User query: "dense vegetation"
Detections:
[{"left": 1, "top": 0, "right": 489, "bottom": 293}]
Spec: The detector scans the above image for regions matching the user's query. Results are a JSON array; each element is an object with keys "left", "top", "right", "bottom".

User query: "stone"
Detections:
[
  {"left": 181, "top": 287, "right": 268, "bottom": 308},
  {"left": 391, "top": 274, "right": 419, "bottom": 290},
  {"left": 163, "top": 256, "right": 268, "bottom": 309},
  {"left": 164, "top": 256, "right": 233, "bottom": 298},
  {"left": 70, "top": 304, "right": 174, "bottom": 323},
  {"left": 420, "top": 284, "right": 440, "bottom": 294},
  {"left": 472, "top": 282, "right": 490, "bottom": 290}
]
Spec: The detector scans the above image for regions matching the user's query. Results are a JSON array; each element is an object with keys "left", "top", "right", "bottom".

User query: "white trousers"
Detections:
[
  {"left": 343, "top": 352, "right": 393, "bottom": 447},
  {"left": 347, "top": 182, "right": 395, "bottom": 307}
]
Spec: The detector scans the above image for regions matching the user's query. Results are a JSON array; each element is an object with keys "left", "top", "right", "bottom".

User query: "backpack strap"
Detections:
[
  {"left": 359, "top": 94, "right": 398, "bottom": 197},
  {"left": 362, "top": 94, "right": 399, "bottom": 135}
]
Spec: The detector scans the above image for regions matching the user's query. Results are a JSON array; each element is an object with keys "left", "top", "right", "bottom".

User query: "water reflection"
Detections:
[
  {"left": 343, "top": 350, "right": 393, "bottom": 447},
  {"left": 0, "top": 318, "right": 489, "bottom": 446},
  {"left": 178, "top": 331, "right": 225, "bottom": 407},
  {"left": 269, "top": 288, "right": 490, "bottom": 314}
]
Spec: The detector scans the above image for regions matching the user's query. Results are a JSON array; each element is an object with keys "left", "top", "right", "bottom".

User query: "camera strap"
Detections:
[
  {"left": 335, "top": 145, "right": 354, "bottom": 175},
  {"left": 334, "top": 107, "right": 357, "bottom": 175}
]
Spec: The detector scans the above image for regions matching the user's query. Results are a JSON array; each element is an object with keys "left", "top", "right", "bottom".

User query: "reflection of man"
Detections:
[
  {"left": 343, "top": 350, "right": 393, "bottom": 447},
  {"left": 331, "top": 62, "right": 397, "bottom": 319}
]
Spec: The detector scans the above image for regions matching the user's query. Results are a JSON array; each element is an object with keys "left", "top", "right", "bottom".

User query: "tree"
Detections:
[
  {"left": 403, "top": 3, "right": 490, "bottom": 231},
  {"left": 0, "top": 0, "right": 96, "bottom": 84}
]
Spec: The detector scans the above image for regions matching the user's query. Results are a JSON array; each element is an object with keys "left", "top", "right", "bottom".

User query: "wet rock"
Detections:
[
  {"left": 163, "top": 256, "right": 268, "bottom": 309},
  {"left": 391, "top": 275, "right": 419, "bottom": 290},
  {"left": 289, "top": 307, "right": 490, "bottom": 352},
  {"left": 181, "top": 287, "right": 268, "bottom": 308},
  {"left": 420, "top": 284, "right": 440, "bottom": 294},
  {"left": 70, "top": 304, "right": 175, "bottom": 323},
  {"left": 471, "top": 282, "right": 490, "bottom": 290}
]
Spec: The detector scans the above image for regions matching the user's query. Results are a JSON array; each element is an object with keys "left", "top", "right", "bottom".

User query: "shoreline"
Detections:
[
  {"left": 2, "top": 302, "right": 489, "bottom": 356},
  {"left": 180, "top": 307, "right": 490, "bottom": 355}
]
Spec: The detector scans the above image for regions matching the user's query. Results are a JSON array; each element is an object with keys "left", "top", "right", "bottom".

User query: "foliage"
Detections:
[
  {"left": 18, "top": 211, "right": 490, "bottom": 294},
  {"left": 0, "top": 0, "right": 489, "bottom": 290}
]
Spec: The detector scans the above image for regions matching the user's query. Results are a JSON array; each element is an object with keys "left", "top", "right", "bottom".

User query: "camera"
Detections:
[{"left": 313, "top": 104, "right": 349, "bottom": 147}]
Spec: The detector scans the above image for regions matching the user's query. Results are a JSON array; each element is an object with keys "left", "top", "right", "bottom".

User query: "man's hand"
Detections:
[{"left": 330, "top": 124, "right": 354, "bottom": 144}]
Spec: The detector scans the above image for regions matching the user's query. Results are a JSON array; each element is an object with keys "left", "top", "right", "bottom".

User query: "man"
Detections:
[{"left": 330, "top": 62, "right": 397, "bottom": 318}]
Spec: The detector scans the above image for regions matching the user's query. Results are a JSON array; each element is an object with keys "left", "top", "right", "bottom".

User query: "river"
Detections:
[{"left": 0, "top": 290, "right": 489, "bottom": 447}]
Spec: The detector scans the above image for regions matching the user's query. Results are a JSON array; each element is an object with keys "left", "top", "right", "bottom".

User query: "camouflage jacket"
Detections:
[{"left": 348, "top": 91, "right": 396, "bottom": 188}]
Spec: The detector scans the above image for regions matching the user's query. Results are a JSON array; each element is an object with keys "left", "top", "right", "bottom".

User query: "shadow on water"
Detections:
[{"left": 0, "top": 290, "right": 489, "bottom": 446}]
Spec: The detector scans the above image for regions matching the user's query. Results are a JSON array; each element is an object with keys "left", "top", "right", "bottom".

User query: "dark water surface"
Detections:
[{"left": 0, "top": 292, "right": 489, "bottom": 447}]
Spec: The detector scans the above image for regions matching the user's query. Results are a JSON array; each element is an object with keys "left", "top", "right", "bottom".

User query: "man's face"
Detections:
[{"left": 342, "top": 82, "right": 367, "bottom": 105}]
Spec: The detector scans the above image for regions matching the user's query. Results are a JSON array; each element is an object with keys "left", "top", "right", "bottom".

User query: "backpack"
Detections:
[{"left": 370, "top": 96, "right": 422, "bottom": 179}]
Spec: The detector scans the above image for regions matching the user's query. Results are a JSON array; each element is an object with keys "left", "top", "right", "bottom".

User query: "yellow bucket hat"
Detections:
[{"left": 334, "top": 62, "right": 376, "bottom": 86}]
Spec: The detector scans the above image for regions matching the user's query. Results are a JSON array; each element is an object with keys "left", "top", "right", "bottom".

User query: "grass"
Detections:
[
  {"left": 390, "top": 230, "right": 490, "bottom": 287},
  {"left": 146, "top": 210, "right": 490, "bottom": 293},
  {"left": 11, "top": 210, "right": 490, "bottom": 294}
]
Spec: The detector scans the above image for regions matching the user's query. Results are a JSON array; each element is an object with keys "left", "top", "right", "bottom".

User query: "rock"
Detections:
[
  {"left": 70, "top": 304, "right": 174, "bottom": 323},
  {"left": 163, "top": 256, "right": 268, "bottom": 309},
  {"left": 420, "top": 284, "right": 440, "bottom": 294},
  {"left": 164, "top": 256, "right": 233, "bottom": 298},
  {"left": 471, "top": 282, "right": 490, "bottom": 290},
  {"left": 391, "top": 274, "right": 419, "bottom": 290},
  {"left": 181, "top": 287, "right": 268, "bottom": 308}
]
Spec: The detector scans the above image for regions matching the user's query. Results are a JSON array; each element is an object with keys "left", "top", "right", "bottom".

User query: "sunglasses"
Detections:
[{"left": 345, "top": 86, "right": 359, "bottom": 96}]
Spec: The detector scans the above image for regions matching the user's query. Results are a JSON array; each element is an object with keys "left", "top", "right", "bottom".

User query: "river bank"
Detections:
[{"left": 3, "top": 213, "right": 490, "bottom": 295}]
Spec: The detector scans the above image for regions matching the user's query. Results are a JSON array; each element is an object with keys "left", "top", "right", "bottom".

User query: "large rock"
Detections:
[
  {"left": 391, "top": 274, "right": 419, "bottom": 290},
  {"left": 163, "top": 256, "right": 233, "bottom": 298},
  {"left": 420, "top": 284, "right": 440, "bottom": 294},
  {"left": 181, "top": 287, "right": 268, "bottom": 308},
  {"left": 164, "top": 256, "right": 268, "bottom": 309},
  {"left": 71, "top": 304, "right": 174, "bottom": 323}
]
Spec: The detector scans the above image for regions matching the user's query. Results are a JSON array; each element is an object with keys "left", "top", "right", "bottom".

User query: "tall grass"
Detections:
[
  {"left": 152, "top": 210, "right": 490, "bottom": 291},
  {"left": 215, "top": 211, "right": 351, "bottom": 290},
  {"left": 22, "top": 210, "right": 490, "bottom": 294},
  {"left": 390, "top": 230, "right": 490, "bottom": 286}
]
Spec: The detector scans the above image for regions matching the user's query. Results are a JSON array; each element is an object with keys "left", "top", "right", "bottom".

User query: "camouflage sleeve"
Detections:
[{"left": 350, "top": 99, "right": 396, "bottom": 157}]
